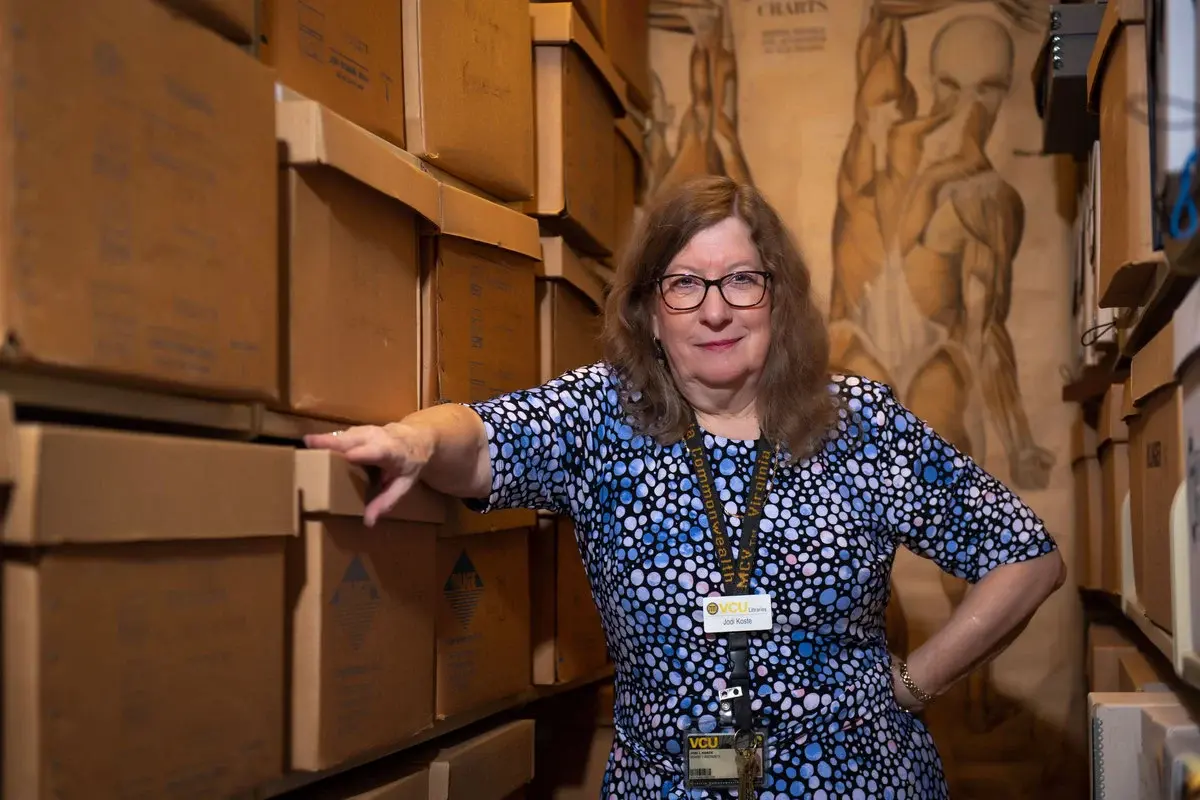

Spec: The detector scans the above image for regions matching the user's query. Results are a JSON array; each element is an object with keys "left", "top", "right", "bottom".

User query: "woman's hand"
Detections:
[{"left": 304, "top": 422, "right": 435, "bottom": 527}]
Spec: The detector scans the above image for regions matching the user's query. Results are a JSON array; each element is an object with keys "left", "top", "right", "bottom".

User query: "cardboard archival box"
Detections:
[
  {"left": 1129, "top": 320, "right": 1185, "bottom": 632},
  {"left": 422, "top": 186, "right": 542, "bottom": 534},
  {"left": 402, "top": 0, "right": 536, "bottom": 201},
  {"left": 531, "top": 3, "right": 628, "bottom": 257},
  {"left": 1087, "top": 623, "right": 1137, "bottom": 692},
  {"left": 1086, "top": 0, "right": 1159, "bottom": 307},
  {"left": 276, "top": 99, "right": 439, "bottom": 426},
  {"left": 156, "top": 0, "right": 257, "bottom": 42},
  {"left": 534, "top": 0, "right": 605, "bottom": 42},
  {"left": 425, "top": 720, "right": 536, "bottom": 800},
  {"left": 531, "top": 515, "right": 608, "bottom": 685},
  {"left": 1097, "top": 383, "right": 1131, "bottom": 595},
  {"left": 3, "top": 425, "right": 296, "bottom": 799},
  {"left": 614, "top": 115, "right": 646, "bottom": 265},
  {"left": 291, "top": 450, "right": 443, "bottom": 770},
  {"left": 1116, "top": 650, "right": 1173, "bottom": 693},
  {"left": 435, "top": 529, "right": 532, "bottom": 718},
  {"left": 339, "top": 768, "right": 430, "bottom": 800},
  {"left": 0, "top": 395, "right": 19, "bottom": 500},
  {"left": 538, "top": 237, "right": 607, "bottom": 383},
  {"left": 421, "top": 187, "right": 542, "bottom": 408},
  {"left": 1071, "top": 411, "right": 1104, "bottom": 589},
  {"left": 1174, "top": 279, "right": 1200, "bottom": 376},
  {"left": 261, "top": 0, "right": 405, "bottom": 148},
  {"left": 0, "top": 0, "right": 277, "bottom": 400},
  {"left": 602, "top": 0, "right": 651, "bottom": 111}
]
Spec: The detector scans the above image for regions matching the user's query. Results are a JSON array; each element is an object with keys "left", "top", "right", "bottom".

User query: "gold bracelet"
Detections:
[{"left": 898, "top": 659, "right": 935, "bottom": 705}]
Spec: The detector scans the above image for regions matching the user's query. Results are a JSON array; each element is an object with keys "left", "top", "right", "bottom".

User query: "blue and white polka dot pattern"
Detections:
[{"left": 466, "top": 364, "right": 1056, "bottom": 799}]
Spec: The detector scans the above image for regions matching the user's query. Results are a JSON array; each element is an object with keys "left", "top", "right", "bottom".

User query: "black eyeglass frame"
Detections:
[{"left": 654, "top": 270, "right": 773, "bottom": 311}]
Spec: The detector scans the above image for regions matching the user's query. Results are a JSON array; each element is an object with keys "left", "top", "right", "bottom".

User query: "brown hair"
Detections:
[{"left": 602, "top": 175, "right": 838, "bottom": 462}]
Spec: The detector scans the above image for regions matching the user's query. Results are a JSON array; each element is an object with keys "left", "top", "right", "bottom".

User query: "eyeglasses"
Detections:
[{"left": 656, "top": 271, "right": 772, "bottom": 311}]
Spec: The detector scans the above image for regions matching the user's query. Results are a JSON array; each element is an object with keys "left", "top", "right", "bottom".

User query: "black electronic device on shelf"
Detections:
[{"left": 1033, "top": 3, "right": 1108, "bottom": 158}]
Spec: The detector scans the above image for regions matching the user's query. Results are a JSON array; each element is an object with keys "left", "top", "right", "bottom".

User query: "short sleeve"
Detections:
[
  {"left": 879, "top": 389, "right": 1058, "bottom": 583},
  {"left": 462, "top": 362, "right": 614, "bottom": 519}
]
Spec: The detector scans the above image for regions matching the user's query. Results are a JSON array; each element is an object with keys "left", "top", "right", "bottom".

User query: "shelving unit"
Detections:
[
  {"left": 0, "top": 365, "right": 351, "bottom": 443},
  {"left": 249, "top": 666, "right": 615, "bottom": 799},
  {"left": 1081, "top": 335, "right": 1196, "bottom": 690}
]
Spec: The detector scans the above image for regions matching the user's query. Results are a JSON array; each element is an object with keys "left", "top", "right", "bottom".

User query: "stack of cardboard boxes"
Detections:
[
  {"left": 1074, "top": 0, "right": 1200, "bottom": 792},
  {"left": 1, "top": 0, "right": 644, "bottom": 796},
  {"left": 1072, "top": 0, "right": 1197, "bottom": 645}
]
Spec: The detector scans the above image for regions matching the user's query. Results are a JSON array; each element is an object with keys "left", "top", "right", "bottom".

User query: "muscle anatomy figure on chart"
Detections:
[
  {"left": 646, "top": 0, "right": 753, "bottom": 200},
  {"left": 827, "top": 0, "right": 1054, "bottom": 745}
]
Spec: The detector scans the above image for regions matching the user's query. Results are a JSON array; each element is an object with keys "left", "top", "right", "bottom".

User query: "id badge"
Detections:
[
  {"left": 683, "top": 730, "right": 769, "bottom": 789},
  {"left": 700, "top": 594, "right": 773, "bottom": 634}
]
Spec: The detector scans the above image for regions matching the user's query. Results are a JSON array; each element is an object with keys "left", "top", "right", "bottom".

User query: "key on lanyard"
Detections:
[{"left": 735, "top": 732, "right": 759, "bottom": 799}]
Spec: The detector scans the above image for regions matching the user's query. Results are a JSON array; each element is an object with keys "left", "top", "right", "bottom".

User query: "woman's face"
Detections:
[{"left": 652, "top": 216, "right": 772, "bottom": 393}]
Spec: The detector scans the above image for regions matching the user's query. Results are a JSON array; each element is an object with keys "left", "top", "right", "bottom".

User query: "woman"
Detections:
[{"left": 305, "top": 176, "right": 1065, "bottom": 799}]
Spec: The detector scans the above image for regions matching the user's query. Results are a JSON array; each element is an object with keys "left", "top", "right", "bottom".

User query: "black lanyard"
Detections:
[{"left": 682, "top": 418, "right": 774, "bottom": 731}]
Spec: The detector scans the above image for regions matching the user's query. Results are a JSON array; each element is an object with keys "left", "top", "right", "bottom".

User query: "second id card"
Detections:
[
  {"left": 683, "top": 730, "right": 769, "bottom": 789},
  {"left": 700, "top": 594, "right": 773, "bottom": 634}
]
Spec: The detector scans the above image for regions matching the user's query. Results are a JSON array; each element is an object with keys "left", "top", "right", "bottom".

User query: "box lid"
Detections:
[
  {"left": 427, "top": 720, "right": 535, "bottom": 800},
  {"left": 532, "top": 2, "right": 627, "bottom": 111},
  {"left": 5, "top": 425, "right": 296, "bottom": 545},
  {"left": 295, "top": 449, "right": 446, "bottom": 524},
  {"left": 278, "top": 81, "right": 518, "bottom": 209},
  {"left": 276, "top": 98, "right": 441, "bottom": 227},
  {"left": 538, "top": 237, "right": 607, "bottom": 310},
  {"left": 440, "top": 184, "right": 543, "bottom": 262},
  {"left": 1086, "top": 0, "right": 1147, "bottom": 111},
  {"left": 1131, "top": 320, "right": 1176, "bottom": 405}
]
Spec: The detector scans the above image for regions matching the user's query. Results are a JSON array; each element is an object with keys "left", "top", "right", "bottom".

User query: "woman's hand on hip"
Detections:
[{"left": 304, "top": 422, "right": 435, "bottom": 527}]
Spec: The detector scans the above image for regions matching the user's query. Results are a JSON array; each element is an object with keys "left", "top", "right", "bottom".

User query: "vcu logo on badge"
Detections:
[
  {"left": 706, "top": 602, "right": 719, "bottom": 615},
  {"left": 689, "top": 736, "right": 720, "bottom": 749}
]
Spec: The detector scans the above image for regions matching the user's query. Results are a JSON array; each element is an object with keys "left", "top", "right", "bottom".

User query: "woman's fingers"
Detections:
[
  {"left": 305, "top": 427, "right": 400, "bottom": 466},
  {"left": 303, "top": 425, "right": 417, "bottom": 526},
  {"left": 304, "top": 427, "right": 369, "bottom": 452},
  {"left": 341, "top": 439, "right": 396, "bottom": 466},
  {"left": 363, "top": 472, "right": 416, "bottom": 528}
]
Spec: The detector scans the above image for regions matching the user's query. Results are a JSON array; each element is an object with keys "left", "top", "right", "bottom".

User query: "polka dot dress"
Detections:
[{"left": 466, "top": 363, "right": 1057, "bottom": 800}]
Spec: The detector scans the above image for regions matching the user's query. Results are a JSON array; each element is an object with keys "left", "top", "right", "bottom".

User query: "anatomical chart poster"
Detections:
[{"left": 645, "top": 0, "right": 1086, "bottom": 796}]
